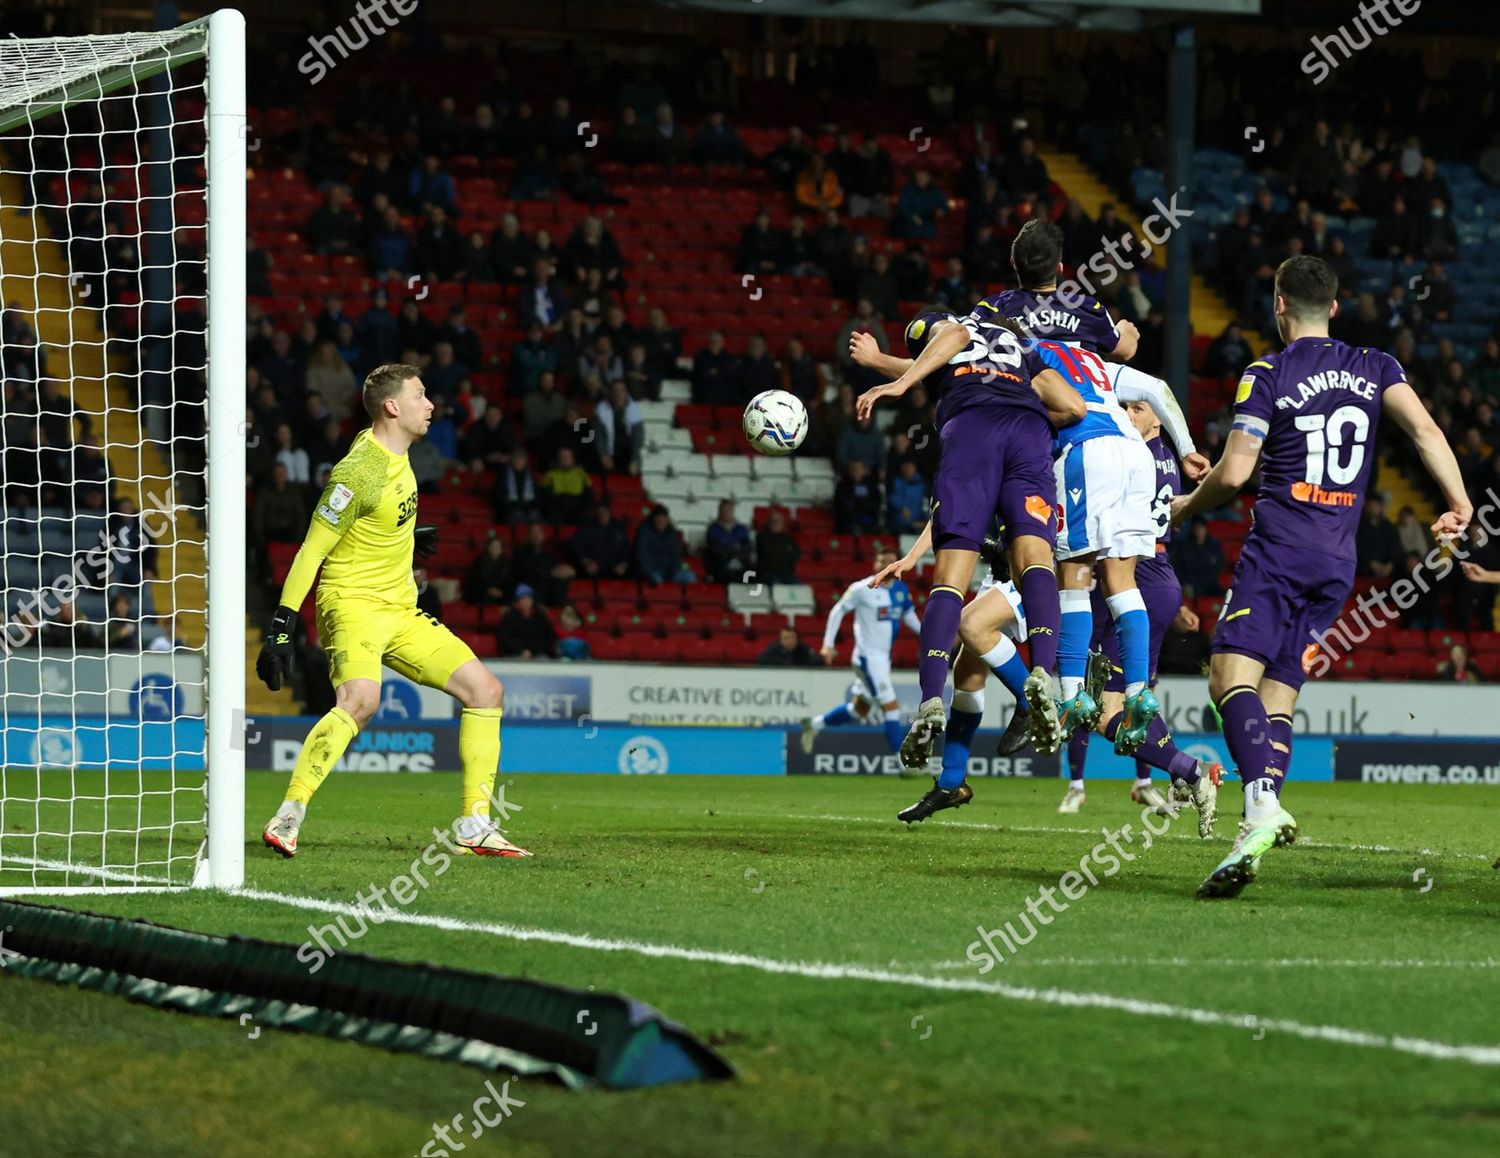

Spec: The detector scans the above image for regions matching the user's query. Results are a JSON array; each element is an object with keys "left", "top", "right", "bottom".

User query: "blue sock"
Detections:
[
  {"left": 822, "top": 704, "right": 853, "bottom": 727},
  {"left": 882, "top": 711, "right": 905, "bottom": 753},
  {"left": 939, "top": 691, "right": 983, "bottom": 789},
  {"left": 978, "top": 635, "right": 1031, "bottom": 700},
  {"left": 1059, "top": 588, "right": 1093, "bottom": 693},
  {"left": 1106, "top": 589, "right": 1150, "bottom": 690}
]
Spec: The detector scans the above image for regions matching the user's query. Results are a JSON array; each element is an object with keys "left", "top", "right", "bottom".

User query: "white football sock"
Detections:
[{"left": 1244, "top": 778, "right": 1281, "bottom": 824}]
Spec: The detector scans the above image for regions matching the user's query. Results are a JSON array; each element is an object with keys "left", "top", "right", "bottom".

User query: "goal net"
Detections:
[{"left": 0, "top": 13, "right": 245, "bottom": 893}]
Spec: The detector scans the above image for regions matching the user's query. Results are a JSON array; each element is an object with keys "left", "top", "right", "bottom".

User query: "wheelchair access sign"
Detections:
[{"left": 130, "top": 675, "right": 183, "bottom": 721}]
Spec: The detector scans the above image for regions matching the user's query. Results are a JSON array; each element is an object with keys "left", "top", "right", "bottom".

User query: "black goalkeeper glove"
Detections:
[
  {"left": 414, "top": 524, "right": 440, "bottom": 561},
  {"left": 980, "top": 535, "right": 1011, "bottom": 581},
  {"left": 256, "top": 606, "right": 296, "bottom": 692}
]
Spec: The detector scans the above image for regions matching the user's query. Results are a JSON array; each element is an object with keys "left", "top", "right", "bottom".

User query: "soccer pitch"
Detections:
[{"left": 2, "top": 772, "right": 1498, "bottom": 1157}]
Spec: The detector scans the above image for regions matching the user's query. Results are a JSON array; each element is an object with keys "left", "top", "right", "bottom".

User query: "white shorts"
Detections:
[
  {"left": 974, "top": 576, "right": 1028, "bottom": 644},
  {"left": 1054, "top": 436, "right": 1157, "bottom": 562},
  {"left": 851, "top": 650, "right": 897, "bottom": 705}
]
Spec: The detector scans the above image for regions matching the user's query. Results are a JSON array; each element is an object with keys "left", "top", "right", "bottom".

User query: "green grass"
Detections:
[{"left": 3, "top": 772, "right": 1499, "bottom": 1157}]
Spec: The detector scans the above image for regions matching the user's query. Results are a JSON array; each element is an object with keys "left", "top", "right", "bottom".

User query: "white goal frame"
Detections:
[{"left": 0, "top": 11, "right": 245, "bottom": 893}]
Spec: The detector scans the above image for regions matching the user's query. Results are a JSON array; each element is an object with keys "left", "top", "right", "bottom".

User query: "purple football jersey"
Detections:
[
  {"left": 972, "top": 288, "right": 1122, "bottom": 354},
  {"left": 924, "top": 314, "right": 1051, "bottom": 428},
  {"left": 1232, "top": 337, "right": 1405, "bottom": 561},
  {"left": 1138, "top": 433, "right": 1183, "bottom": 587}
]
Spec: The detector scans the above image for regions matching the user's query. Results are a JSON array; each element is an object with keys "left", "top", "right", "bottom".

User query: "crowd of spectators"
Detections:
[
  {"left": 1, "top": 305, "right": 163, "bottom": 651},
  {"left": 229, "top": 31, "right": 1500, "bottom": 673}
]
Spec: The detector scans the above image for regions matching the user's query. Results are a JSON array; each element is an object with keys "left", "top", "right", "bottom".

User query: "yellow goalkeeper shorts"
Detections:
[{"left": 315, "top": 596, "right": 477, "bottom": 691}]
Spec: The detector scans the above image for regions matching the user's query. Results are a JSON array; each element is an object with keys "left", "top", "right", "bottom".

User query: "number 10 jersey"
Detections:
[{"left": 1231, "top": 337, "right": 1406, "bottom": 562}]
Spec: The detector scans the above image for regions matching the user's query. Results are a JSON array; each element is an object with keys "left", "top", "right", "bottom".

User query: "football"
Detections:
[{"left": 742, "top": 389, "right": 808, "bottom": 456}]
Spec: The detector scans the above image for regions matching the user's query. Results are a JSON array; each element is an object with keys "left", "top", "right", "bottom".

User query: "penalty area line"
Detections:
[
  {"left": 765, "top": 812, "right": 1493, "bottom": 862},
  {"left": 212, "top": 883, "right": 1500, "bottom": 1069}
]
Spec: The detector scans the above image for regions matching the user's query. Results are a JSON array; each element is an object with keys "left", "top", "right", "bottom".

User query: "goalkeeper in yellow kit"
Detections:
[{"left": 255, "top": 364, "right": 530, "bottom": 858}]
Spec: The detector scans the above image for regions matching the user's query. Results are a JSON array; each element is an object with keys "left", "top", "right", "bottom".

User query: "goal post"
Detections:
[
  {"left": 0, "top": 11, "right": 245, "bottom": 894},
  {"left": 201, "top": 8, "right": 247, "bottom": 892}
]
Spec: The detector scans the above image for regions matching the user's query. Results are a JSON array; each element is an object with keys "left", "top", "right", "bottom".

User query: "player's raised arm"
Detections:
[
  {"left": 849, "top": 329, "right": 913, "bottom": 379},
  {"left": 856, "top": 320, "right": 969, "bottom": 420},
  {"left": 1171, "top": 361, "right": 1270, "bottom": 527},
  {"left": 1170, "top": 426, "right": 1264, "bottom": 530},
  {"left": 1382, "top": 381, "right": 1473, "bottom": 539},
  {"left": 256, "top": 475, "right": 365, "bottom": 691},
  {"left": 1113, "top": 368, "right": 1198, "bottom": 461},
  {"left": 871, "top": 519, "right": 932, "bottom": 586}
]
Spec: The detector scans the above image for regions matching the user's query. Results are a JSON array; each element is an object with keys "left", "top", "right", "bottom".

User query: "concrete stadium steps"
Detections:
[
  {"left": 1049, "top": 149, "right": 1456, "bottom": 584},
  {"left": 638, "top": 386, "right": 837, "bottom": 549},
  {"left": 1376, "top": 455, "right": 1438, "bottom": 527},
  {"left": 1039, "top": 149, "right": 1266, "bottom": 354},
  {"left": 0, "top": 163, "right": 207, "bottom": 648}
]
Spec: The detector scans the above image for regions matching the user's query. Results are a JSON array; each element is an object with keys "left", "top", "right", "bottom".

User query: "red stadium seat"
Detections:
[
  {"left": 684, "top": 583, "right": 729, "bottom": 608},
  {"left": 443, "top": 603, "right": 482, "bottom": 631},
  {"left": 642, "top": 583, "right": 686, "bottom": 609},
  {"left": 678, "top": 636, "right": 728, "bottom": 664},
  {"left": 615, "top": 629, "right": 659, "bottom": 661},
  {"left": 597, "top": 579, "right": 640, "bottom": 605}
]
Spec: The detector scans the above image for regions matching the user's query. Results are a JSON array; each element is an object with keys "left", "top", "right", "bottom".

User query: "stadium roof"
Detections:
[{"left": 657, "top": 0, "right": 1261, "bottom": 31}]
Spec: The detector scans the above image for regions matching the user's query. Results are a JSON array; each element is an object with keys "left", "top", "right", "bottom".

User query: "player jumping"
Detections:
[
  {"left": 854, "top": 308, "right": 1087, "bottom": 770},
  {"left": 870, "top": 534, "right": 1049, "bottom": 821},
  {"left": 801, "top": 546, "right": 920, "bottom": 756},
  {"left": 255, "top": 364, "right": 530, "bottom": 859},
  {"left": 979, "top": 221, "right": 1158, "bottom": 761},
  {"left": 1172, "top": 256, "right": 1468, "bottom": 898},
  {"left": 1062, "top": 397, "right": 1222, "bottom": 835}
]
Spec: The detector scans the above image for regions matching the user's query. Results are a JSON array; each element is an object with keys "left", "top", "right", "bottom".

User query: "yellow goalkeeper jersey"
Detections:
[{"left": 279, "top": 429, "right": 419, "bottom": 611}]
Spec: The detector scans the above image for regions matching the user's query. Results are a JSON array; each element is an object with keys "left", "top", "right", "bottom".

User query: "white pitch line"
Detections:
[
  {"left": 187, "top": 884, "right": 1500, "bottom": 1068},
  {"left": 767, "top": 811, "right": 1493, "bottom": 862},
  {"left": 911, "top": 957, "right": 1500, "bottom": 971},
  {"left": 5, "top": 857, "right": 1500, "bottom": 1066},
  {"left": 0, "top": 856, "right": 178, "bottom": 889}
]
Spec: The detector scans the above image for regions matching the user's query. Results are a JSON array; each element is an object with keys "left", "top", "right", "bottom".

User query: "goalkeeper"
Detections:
[{"left": 256, "top": 364, "right": 529, "bottom": 858}]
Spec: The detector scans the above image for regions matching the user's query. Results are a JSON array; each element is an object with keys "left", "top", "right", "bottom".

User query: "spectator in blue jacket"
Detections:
[
  {"left": 704, "top": 500, "right": 754, "bottom": 584},
  {"left": 893, "top": 168, "right": 949, "bottom": 240},
  {"left": 635, "top": 505, "right": 694, "bottom": 585},
  {"left": 409, "top": 154, "right": 458, "bottom": 217},
  {"left": 352, "top": 285, "right": 396, "bottom": 361},
  {"left": 367, "top": 204, "right": 412, "bottom": 280},
  {"left": 887, "top": 460, "right": 928, "bottom": 533},
  {"left": 694, "top": 111, "right": 747, "bottom": 167},
  {"left": 835, "top": 412, "right": 887, "bottom": 478}
]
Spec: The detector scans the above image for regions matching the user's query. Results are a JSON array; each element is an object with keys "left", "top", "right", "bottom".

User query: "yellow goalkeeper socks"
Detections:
[
  {"left": 460, "top": 707, "right": 504, "bottom": 818},
  {"left": 283, "top": 707, "right": 359, "bottom": 806}
]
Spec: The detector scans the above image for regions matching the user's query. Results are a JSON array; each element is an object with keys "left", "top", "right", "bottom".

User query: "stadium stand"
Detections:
[{"left": 9, "top": 32, "right": 1497, "bottom": 704}]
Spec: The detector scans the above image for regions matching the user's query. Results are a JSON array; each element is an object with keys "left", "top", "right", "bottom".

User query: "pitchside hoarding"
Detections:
[
  {"left": 243, "top": 719, "right": 785, "bottom": 775},
  {"left": 785, "top": 732, "right": 1338, "bottom": 781},
  {"left": 1334, "top": 739, "right": 1500, "bottom": 785},
  {"left": 413, "top": 663, "right": 1500, "bottom": 738}
]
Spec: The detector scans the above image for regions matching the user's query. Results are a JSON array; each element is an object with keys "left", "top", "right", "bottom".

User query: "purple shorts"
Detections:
[
  {"left": 1091, "top": 551, "right": 1182, "bottom": 691},
  {"left": 1212, "top": 532, "right": 1351, "bottom": 691},
  {"left": 932, "top": 406, "right": 1057, "bottom": 553}
]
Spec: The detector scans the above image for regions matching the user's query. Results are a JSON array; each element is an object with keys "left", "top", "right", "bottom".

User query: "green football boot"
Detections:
[
  {"left": 1113, "top": 687, "right": 1160, "bottom": 755},
  {"left": 1197, "top": 807, "right": 1299, "bottom": 899}
]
